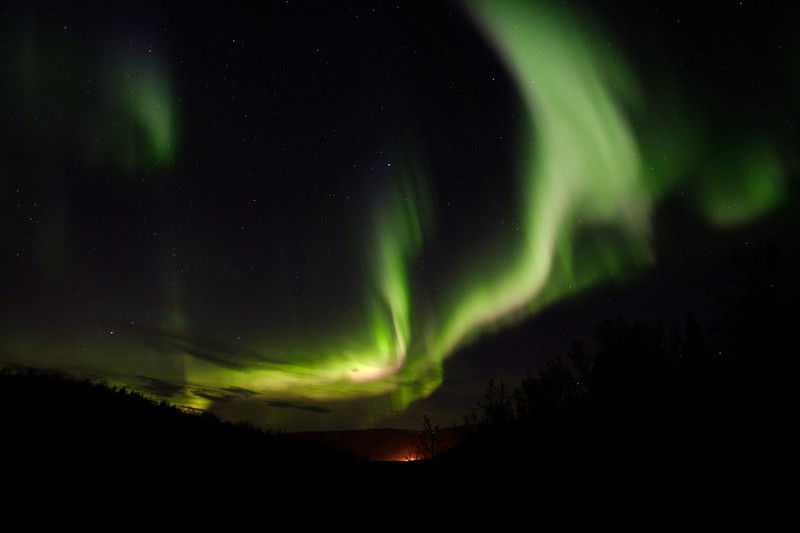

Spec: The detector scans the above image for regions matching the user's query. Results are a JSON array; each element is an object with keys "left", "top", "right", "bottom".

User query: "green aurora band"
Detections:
[
  {"left": 1, "top": 1, "right": 793, "bottom": 428},
  {"left": 182, "top": 0, "right": 790, "bottom": 422},
  {"left": 0, "top": 12, "right": 177, "bottom": 173}
]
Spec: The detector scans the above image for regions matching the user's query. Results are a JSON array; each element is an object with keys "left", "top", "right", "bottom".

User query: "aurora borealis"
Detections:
[{"left": 1, "top": 0, "right": 797, "bottom": 432}]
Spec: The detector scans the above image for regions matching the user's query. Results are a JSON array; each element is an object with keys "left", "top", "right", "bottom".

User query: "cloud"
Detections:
[
  {"left": 265, "top": 400, "right": 332, "bottom": 414},
  {"left": 191, "top": 388, "right": 238, "bottom": 402},
  {"left": 136, "top": 326, "right": 266, "bottom": 370},
  {"left": 135, "top": 375, "right": 185, "bottom": 397},
  {"left": 223, "top": 386, "right": 257, "bottom": 397}
]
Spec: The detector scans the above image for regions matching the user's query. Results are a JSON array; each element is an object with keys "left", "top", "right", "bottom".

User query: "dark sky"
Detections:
[{"left": 1, "top": 0, "right": 798, "bottom": 432}]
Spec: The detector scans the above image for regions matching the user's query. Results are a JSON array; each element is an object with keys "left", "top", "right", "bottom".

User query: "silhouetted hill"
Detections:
[{"left": 1, "top": 368, "right": 361, "bottom": 481}]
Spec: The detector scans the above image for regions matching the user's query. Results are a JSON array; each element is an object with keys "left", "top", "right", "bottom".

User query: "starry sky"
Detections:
[{"left": 1, "top": 0, "right": 798, "bottom": 432}]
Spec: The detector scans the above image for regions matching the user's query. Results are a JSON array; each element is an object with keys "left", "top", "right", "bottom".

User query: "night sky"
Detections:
[{"left": 2, "top": 0, "right": 798, "bottom": 432}]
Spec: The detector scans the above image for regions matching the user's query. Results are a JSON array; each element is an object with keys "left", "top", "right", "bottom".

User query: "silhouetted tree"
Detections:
[
  {"left": 444, "top": 241, "right": 799, "bottom": 471},
  {"left": 712, "top": 242, "right": 797, "bottom": 424},
  {"left": 675, "top": 312, "right": 717, "bottom": 402},
  {"left": 480, "top": 378, "right": 514, "bottom": 427},
  {"left": 566, "top": 340, "right": 593, "bottom": 396},
  {"left": 715, "top": 243, "right": 789, "bottom": 368},
  {"left": 412, "top": 414, "right": 442, "bottom": 460},
  {"left": 515, "top": 357, "right": 578, "bottom": 422},
  {"left": 589, "top": 316, "right": 672, "bottom": 412},
  {"left": 456, "top": 406, "right": 481, "bottom": 443}
]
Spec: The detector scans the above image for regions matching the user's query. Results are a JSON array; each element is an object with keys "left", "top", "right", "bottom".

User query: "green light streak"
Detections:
[
  {"left": 369, "top": 152, "right": 434, "bottom": 371},
  {"left": 117, "top": 60, "right": 178, "bottom": 166},
  {"left": 5, "top": 2, "right": 791, "bottom": 430},
  {"left": 434, "top": 0, "right": 652, "bottom": 360},
  {"left": 184, "top": 152, "right": 438, "bottom": 412},
  {"left": 182, "top": 0, "right": 791, "bottom": 423},
  {"left": 0, "top": 10, "right": 177, "bottom": 173},
  {"left": 699, "top": 142, "right": 785, "bottom": 227},
  {"left": 181, "top": 0, "right": 654, "bottom": 416}
]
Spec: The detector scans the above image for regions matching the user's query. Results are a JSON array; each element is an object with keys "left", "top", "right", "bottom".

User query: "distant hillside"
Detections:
[
  {"left": 293, "top": 426, "right": 461, "bottom": 462},
  {"left": 1, "top": 367, "right": 361, "bottom": 477}
]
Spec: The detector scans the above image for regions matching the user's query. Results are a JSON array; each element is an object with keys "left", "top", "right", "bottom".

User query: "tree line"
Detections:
[{"left": 419, "top": 243, "right": 795, "bottom": 475}]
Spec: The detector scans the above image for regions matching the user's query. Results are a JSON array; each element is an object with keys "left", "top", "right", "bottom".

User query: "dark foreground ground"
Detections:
[{"left": 1, "top": 360, "right": 789, "bottom": 516}]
